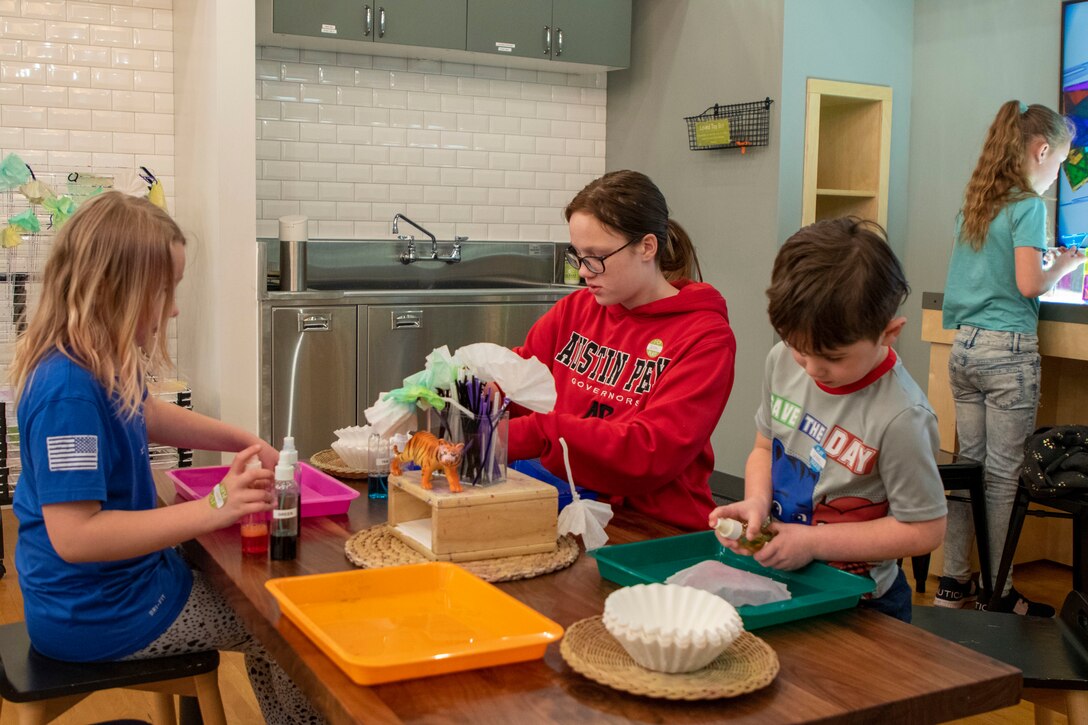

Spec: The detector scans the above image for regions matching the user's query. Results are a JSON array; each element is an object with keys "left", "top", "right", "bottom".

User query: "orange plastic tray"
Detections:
[{"left": 265, "top": 562, "right": 564, "bottom": 685}]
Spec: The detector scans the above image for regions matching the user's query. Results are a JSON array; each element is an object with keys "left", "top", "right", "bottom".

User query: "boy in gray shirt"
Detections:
[{"left": 710, "top": 217, "right": 947, "bottom": 622}]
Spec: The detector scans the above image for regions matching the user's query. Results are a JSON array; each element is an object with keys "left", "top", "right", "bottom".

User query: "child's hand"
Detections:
[
  {"left": 708, "top": 499, "right": 769, "bottom": 556},
  {"left": 250, "top": 439, "right": 279, "bottom": 471},
  {"left": 752, "top": 521, "right": 814, "bottom": 570},
  {"left": 207, "top": 444, "right": 274, "bottom": 528},
  {"left": 1054, "top": 246, "right": 1085, "bottom": 275}
]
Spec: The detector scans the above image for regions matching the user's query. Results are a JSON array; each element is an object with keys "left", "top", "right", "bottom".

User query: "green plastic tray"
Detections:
[{"left": 589, "top": 531, "right": 876, "bottom": 630}]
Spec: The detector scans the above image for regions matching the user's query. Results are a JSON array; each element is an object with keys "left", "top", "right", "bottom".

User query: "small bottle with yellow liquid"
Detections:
[{"left": 713, "top": 517, "right": 776, "bottom": 552}]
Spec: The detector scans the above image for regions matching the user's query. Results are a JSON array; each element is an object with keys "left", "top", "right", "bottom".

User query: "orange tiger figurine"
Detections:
[{"left": 391, "top": 431, "right": 466, "bottom": 493}]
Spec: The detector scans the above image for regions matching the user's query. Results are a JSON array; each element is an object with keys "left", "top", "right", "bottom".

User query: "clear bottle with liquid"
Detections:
[
  {"left": 368, "top": 433, "right": 389, "bottom": 500},
  {"left": 270, "top": 453, "right": 299, "bottom": 561},
  {"left": 714, "top": 517, "right": 776, "bottom": 552},
  {"left": 240, "top": 457, "right": 269, "bottom": 556}
]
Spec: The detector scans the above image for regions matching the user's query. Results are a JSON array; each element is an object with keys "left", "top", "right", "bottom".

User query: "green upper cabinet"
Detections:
[
  {"left": 272, "top": 0, "right": 467, "bottom": 51},
  {"left": 467, "top": 0, "right": 631, "bottom": 68}
]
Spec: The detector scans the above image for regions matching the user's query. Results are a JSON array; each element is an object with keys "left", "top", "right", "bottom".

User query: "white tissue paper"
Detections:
[
  {"left": 453, "top": 342, "right": 556, "bottom": 413},
  {"left": 665, "top": 560, "right": 792, "bottom": 607},
  {"left": 555, "top": 437, "right": 612, "bottom": 550}
]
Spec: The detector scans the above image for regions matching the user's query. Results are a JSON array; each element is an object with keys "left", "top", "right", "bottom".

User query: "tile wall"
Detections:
[
  {"left": 256, "top": 46, "right": 607, "bottom": 242},
  {"left": 0, "top": 0, "right": 176, "bottom": 380},
  {"left": 0, "top": 0, "right": 174, "bottom": 193}
]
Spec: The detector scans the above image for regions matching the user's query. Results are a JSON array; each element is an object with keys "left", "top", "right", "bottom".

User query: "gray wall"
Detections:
[
  {"left": 607, "top": 0, "right": 786, "bottom": 475},
  {"left": 902, "top": 0, "right": 1065, "bottom": 382}
]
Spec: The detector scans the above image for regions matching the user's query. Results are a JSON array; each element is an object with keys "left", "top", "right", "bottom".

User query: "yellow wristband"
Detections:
[{"left": 209, "top": 482, "right": 228, "bottom": 509}]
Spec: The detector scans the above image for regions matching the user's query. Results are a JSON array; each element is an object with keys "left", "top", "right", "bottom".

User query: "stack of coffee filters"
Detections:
[{"left": 331, "top": 425, "right": 372, "bottom": 470}]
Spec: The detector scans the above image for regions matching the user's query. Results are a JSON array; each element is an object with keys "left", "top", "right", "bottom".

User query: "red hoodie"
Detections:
[{"left": 511, "top": 280, "right": 736, "bottom": 531}]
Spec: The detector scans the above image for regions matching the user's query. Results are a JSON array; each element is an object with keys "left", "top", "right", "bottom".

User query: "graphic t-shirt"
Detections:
[
  {"left": 510, "top": 280, "right": 736, "bottom": 531},
  {"left": 755, "top": 342, "right": 947, "bottom": 597},
  {"left": 14, "top": 352, "right": 191, "bottom": 661}
]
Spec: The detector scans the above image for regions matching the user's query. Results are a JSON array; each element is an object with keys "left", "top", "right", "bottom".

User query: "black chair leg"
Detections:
[
  {"left": 967, "top": 479, "right": 992, "bottom": 602},
  {"left": 911, "top": 553, "right": 931, "bottom": 593},
  {"left": 989, "top": 485, "right": 1030, "bottom": 608},
  {"left": 1074, "top": 509, "right": 1087, "bottom": 593}
]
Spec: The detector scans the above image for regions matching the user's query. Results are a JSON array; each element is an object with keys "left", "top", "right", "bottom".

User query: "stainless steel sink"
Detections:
[{"left": 261, "top": 238, "right": 564, "bottom": 293}]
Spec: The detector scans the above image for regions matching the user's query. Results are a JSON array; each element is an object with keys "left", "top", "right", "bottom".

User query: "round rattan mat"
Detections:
[
  {"left": 345, "top": 524, "right": 580, "bottom": 582},
  {"left": 560, "top": 616, "right": 779, "bottom": 700},
  {"left": 310, "top": 449, "right": 368, "bottom": 480}
]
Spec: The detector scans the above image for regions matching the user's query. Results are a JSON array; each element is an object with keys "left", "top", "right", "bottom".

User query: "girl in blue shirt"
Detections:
[
  {"left": 11, "top": 191, "right": 322, "bottom": 724},
  {"left": 939, "top": 101, "right": 1079, "bottom": 616}
]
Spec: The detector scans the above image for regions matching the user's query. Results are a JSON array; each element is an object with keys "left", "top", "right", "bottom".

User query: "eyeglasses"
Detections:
[{"left": 564, "top": 238, "right": 638, "bottom": 275}]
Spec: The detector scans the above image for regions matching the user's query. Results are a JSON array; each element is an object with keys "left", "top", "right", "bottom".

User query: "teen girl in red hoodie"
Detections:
[{"left": 511, "top": 170, "right": 736, "bottom": 531}]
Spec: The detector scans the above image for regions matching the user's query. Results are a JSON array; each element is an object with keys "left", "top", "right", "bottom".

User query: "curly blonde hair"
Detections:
[
  {"left": 961, "top": 101, "right": 1074, "bottom": 248},
  {"left": 10, "top": 191, "right": 184, "bottom": 419}
]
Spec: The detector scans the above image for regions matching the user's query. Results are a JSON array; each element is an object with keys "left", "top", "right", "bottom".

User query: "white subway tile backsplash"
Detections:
[
  {"left": 92, "top": 109, "right": 133, "bottom": 132},
  {"left": 372, "top": 165, "right": 406, "bottom": 184},
  {"left": 91, "top": 66, "right": 133, "bottom": 90},
  {"left": 153, "top": 92, "right": 171, "bottom": 113},
  {"left": 46, "top": 63, "right": 89, "bottom": 86},
  {"left": 0, "top": 82, "right": 21, "bottom": 104},
  {"left": 68, "top": 86, "right": 110, "bottom": 109},
  {"left": 67, "top": 3, "right": 109, "bottom": 24},
  {"left": 299, "top": 161, "right": 337, "bottom": 181},
  {"left": 131, "top": 28, "right": 170, "bottom": 51},
  {"left": 47, "top": 106, "right": 91, "bottom": 129},
  {"left": 318, "top": 104, "right": 353, "bottom": 124},
  {"left": 388, "top": 109, "right": 423, "bottom": 129},
  {"left": 255, "top": 48, "right": 606, "bottom": 241},
  {"left": 24, "top": 128, "right": 68, "bottom": 150},
  {"left": 282, "top": 141, "right": 317, "bottom": 161},
  {"left": 2, "top": 61, "right": 45, "bottom": 83},
  {"left": 67, "top": 43, "right": 108, "bottom": 65},
  {"left": 111, "top": 131, "right": 154, "bottom": 153},
  {"left": 112, "top": 47, "right": 154, "bottom": 70},
  {"left": 22, "top": 83, "right": 65, "bottom": 106},
  {"left": 3, "top": 17, "right": 46, "bottom": 40},
  {"left": 22, "top": 41, "right": 66, "bottom": 62},
  {"left": 389, "top": 70, "right": 424, "bottom": 91},
  {"left": 0, "top": 127, "right": 25, "bottom": 149},
  {"left": 152, "top": 10, "right": 171, "bottom": 31},
  {"left": 299, "top": 83, "right": 337, "bottom": 104},
  {"left": 299, "top": 123, "right": 336, "bottom": 143},
  {"left": 3, "top": 105, "right": 47, "bottom": 127},
  {"left": 90, "top": 24, "right": 133, "bottom": 47}
]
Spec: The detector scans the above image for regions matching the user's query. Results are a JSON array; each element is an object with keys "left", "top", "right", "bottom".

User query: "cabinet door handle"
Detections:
[
  {"left": 379, "top": 7, "right": 386, "bottom": 38},
  {"left": 391, "top": 310, "right": 422, "bottom": 329},
  {"left": 555, "top": 27, "right": 563, "bottom": 56},
  {"left": 543, "top": 25, "right": 551, "bottom": 55},
  {"left": 299, "top": 314, "right": 330, "bottom": 332},
  {"left": 364, "top": 4, "right": 372, "bottom": 36}
]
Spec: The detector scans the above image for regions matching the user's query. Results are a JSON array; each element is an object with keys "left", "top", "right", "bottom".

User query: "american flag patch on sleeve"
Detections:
[{"left": 47, "top": 435, "right": 99, "bottom": 472}]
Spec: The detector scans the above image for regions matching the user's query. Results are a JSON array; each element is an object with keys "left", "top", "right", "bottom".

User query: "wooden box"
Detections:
[{"left": 388, "top": 468, "right": 558, "bottom": 562}]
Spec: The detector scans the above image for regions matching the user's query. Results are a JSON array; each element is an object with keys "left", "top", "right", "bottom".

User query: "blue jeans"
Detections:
[
  {"left": 943, "top": 326, "right": 1040, "bottom": 595},
  {"left": 858, "top": 567, "right": 912, "bottom": 622}
]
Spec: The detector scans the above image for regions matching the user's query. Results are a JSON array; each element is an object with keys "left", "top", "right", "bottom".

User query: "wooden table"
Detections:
[{"left": 154, "top": 471, "right": 1021, "bottom": 724}]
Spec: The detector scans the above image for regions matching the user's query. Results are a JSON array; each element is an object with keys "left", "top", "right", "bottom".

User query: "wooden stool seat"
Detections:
[
  {"left": 912, "top": 591, "right": 1088, "bottom": 724},
  {"left": 0, "top": 621, "right": 226, "bottom": 725}
]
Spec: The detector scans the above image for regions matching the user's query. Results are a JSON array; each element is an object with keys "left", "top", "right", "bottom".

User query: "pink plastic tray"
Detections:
[{"left": 167, "top": 462, "right": 359, "bottom": 517}]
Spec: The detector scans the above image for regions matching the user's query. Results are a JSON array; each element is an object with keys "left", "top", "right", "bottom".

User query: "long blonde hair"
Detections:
[
  {"left": 11, "top": 191, "right": 184, "bottom": 419},
  {"left": 961, "top": 100, "right": 1074, "bottom": 248}
]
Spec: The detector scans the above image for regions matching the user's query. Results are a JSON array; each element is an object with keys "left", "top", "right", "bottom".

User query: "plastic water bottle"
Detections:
[
  {"left": 368, "top": 433, "right": 389, "bottom": 500},
  {"left": 271, "top": 441, "right": 299, "bottom": 561}
]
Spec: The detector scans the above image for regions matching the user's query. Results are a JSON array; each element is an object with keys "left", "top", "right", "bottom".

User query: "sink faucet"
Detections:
[{"left": 391, "top": 213, "right": 464, "bottom": 264}]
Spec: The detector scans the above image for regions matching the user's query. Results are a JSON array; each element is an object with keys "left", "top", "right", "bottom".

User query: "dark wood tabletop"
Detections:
[{"left": 154, "top": 470, "right": 1021, "bottom": 724}]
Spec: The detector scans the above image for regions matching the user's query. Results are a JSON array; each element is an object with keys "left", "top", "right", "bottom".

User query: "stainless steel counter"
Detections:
[{"left": 257, "top": 238, "right": 578, "bottom": 458}]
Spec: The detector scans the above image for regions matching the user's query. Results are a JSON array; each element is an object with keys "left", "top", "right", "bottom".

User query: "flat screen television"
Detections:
[{"left": 1048, "top": 0, "right": 1088, "bottom": 303}]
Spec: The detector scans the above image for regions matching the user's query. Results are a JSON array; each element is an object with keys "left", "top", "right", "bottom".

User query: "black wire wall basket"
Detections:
[{"left": 684, "top": 97, "right": 773, "bottom": 153}]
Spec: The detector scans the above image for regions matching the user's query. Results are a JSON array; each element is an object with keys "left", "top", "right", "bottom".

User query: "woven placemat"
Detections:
[
  {"left": 310, "top": 449, "right": 368, "bottom": 480},
  {"left": 345, "top": 524, "right": 580, "bottom": 582},
  {"left": 560, "top": 616, "right": 779, "bottom": 700}
]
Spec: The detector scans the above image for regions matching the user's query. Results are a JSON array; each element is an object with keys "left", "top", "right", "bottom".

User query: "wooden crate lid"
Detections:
[{"left": 390, "top": 468, "right": 558, "bottom": 509}]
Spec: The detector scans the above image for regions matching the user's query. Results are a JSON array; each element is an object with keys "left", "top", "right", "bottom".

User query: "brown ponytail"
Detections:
[
  {"left": 565, "top": 170, "right": 702, "bottom": 282},
  {"left": 961, "top": 100, "right": 1074, "bottom": 248}
]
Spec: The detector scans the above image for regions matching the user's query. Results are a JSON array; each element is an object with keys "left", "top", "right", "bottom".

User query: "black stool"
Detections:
[
  {"left": 912, "top": 591, "right": 1088, "bottom": 721},
  {"left": 988, "top": 475, "right": 1088, "bottom": 609},
  {"left": 0, "top": 620, "right": 227, "bottom": 725},
  {"left": 909, "top": 452, "right": 992, "bottom": 600}
]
